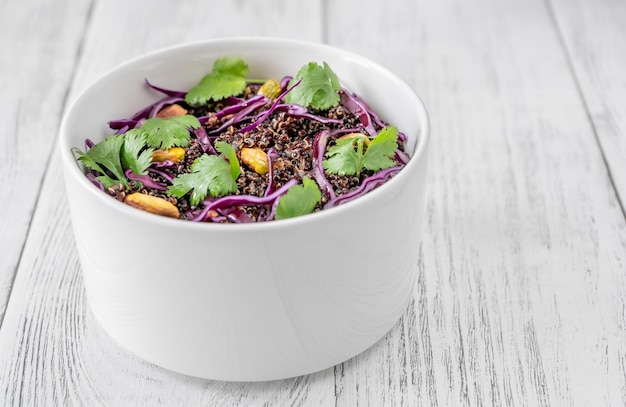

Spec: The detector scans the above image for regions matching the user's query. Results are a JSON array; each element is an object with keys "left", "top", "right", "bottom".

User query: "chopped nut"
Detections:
[
  {"left": 152, "top": 147, "right": 186, "bottom": 163},
  {"left": 274, "top": 158, "right": 285, "bottom": 170},
  {"left": 156, "top": 104, "right": 188, "bottom": 119},
  {"left": 338, "top": 132, "right": 371, "bottom": 146},
  {"left": 240, "top": 147, "right": 269, "bottom": 174},
  {"left": 124, "top": 193, "right": 180, "bottom": 218},
  {"left": 257, "top": 79, "right": 281, "bottom": 99}
]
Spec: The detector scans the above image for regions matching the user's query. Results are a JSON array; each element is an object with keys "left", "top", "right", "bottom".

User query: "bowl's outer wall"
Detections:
[{"left": 60, "top": 38, "right": 430, "bottom": 381}]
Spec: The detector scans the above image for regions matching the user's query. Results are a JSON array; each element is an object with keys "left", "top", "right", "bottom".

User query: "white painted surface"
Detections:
[{"left": 1, "top": 0, "right": 625, "bottom": 405}]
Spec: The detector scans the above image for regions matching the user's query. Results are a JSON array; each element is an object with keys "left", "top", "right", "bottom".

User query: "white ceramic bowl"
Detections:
[{"left": 59, "top": 37, "right": 430, "bottom": 381}]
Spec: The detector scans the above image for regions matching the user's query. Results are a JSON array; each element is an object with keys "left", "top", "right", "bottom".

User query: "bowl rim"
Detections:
[{"left": 59, "top": 37, "right": 430, "bottom": 231}]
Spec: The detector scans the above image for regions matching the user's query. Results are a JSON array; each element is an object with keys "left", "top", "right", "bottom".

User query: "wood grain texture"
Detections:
[
  {"left": 0, "top": 0, "right": 93, "bottom": 323},
  {"left": 2, "top": 0, "right": 626, "bottom": 405},
  {"left": 548, "top": 0, "right": 626, "bottom": 213},
  {"left": 328, "top": 0, "right": 626, "bottom": 405},
  {"left": 68, "top": 0, "right": 324, "bottom": 100}
]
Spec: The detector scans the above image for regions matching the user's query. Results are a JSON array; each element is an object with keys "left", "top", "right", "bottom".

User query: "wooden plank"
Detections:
[
  {"left": 4, "top": 0, "right": 626, "bottom": 405},
  {"left": 69, "top": 0, "right": 324, "bottom": 96},
  {"left": 328, "top": 0, "right": 626, "bottom": 405},
  {"left": 0, "top": 0, "right": 93, "bottom": 323},
  {"left": 0, "top": 0, "right": 340, "bottom": 405},
  {"left": 548, "top": 2, "right": 626, "bottom": 404},
  {"left": 548, "top": 0, "right": 626, "bottom": 213}
]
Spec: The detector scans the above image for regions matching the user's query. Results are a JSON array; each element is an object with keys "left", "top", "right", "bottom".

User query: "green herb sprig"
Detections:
[
  {"left": 73, "top": 114, "right": 199, "bottom": 187},
  {"left": 167, "top": 143, "right": 240, "bottom": 206},
  {"left": 140, "top": 115, "right": 200, "bottom": 149},
  {"left": 73, "top": 135, "right": 127, "bottom": 188},
  {"left": 120, "top": 131, "right": 154, "bottom": 175},
  {"left": 185, "top": 57, "right": 250, "bottom": 106},
  {"left": 323, "top": 126, "right": 399, "bottom": 177},
  {"left": 285, "top": 62, "right": 340, "bottom": 110},
  {"left": 275, "top": 177, "right": 322, "bottom": 220}
]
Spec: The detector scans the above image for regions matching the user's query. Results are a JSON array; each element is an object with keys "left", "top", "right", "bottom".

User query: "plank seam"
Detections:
[
  {"left": 544, "top": 0, "right": 626, "bottom": 222},
  {"left": 0, "top": 0, "right": 97, "bottom": 331}
]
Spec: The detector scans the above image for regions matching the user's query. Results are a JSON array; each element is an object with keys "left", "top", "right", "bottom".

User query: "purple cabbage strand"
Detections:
[
  {"left": 147, "top": 167, "right": 174, "bottom": 183},
  {"left": 192, "top": 179, "right": 298, "bottom": 222},
  {"left": 86, "top": 173, "right": 104, "bottom": 190},
  {"left": 339, "top": 90, "right": 377, "bottom": 136},
  {"left": 264, "top": 148, "right": 279, "bottom": 197},
  {"left": 312, "top": 130, "right": 336, "bottom": 199},
  {"left": 265, "top": 104, "right": 342, "bottom": 125},
  {"left": 324, "top": 166, "right": 402, "bottom": 209},
  {"left": 207, "top": 96, "right": 269, "bottom": 135},
  {"left": 238, "top": 79, "right": 301, "bottom": 134},
  {"left": 279, "top": 76, "right": 293, "bottom": 92},
  {"left": 198, "top": 94, "right": 266, "bottom": 124},
  {"left": 218, "top": 207, "right": 254, "bottom": 223},
  {"left": 394, "top": 149, "right": 410, "bottom": 165},
  {"left": 149, "top": 97, "right": 185, "bottom": 118},
  {"left": 194, "top": 127, "right": 217, "bottom": 154},
  {"left": 125, "top": 169, "right": 167, "bottom": 191},
  {"left": 144, "top": 79, "right": 187, "bottom": 98},
  {"left": 350, "top": 92, "right": 386, "bottom": 129}
]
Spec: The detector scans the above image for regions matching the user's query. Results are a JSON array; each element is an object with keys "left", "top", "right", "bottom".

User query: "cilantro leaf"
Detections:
[
  {"left": 213, "top": 57, "right": 249, "bottom": 77},
  {"left": 362, "top": 126, "right": 399, "bottom": 171},
  {"left": 275, "top": 178, "right": 321, "bottom": 220},
  {"left": 96, "top": 175, "right": 124, "bottom": 189},
  {"left": 215, "top": 141, "right": 241, "bottom": 180},
  {"left": 322, "top": 135, "right": 367, "bottom": 176},
  {"left": 73, "top": 148, "right": 121, "bottom": 189},
  {"left": 323, "top": 126, "right": 399, "bottom": 177},
  {"left": 167, "top": 154, "right": 237, "bottom": 206},
  {"left": 285, "top": 62, "right": 340, "bottom": 110},
  {"left": 140, "top": 115, "right": 200, "bottom": 149},
  {"left": 72, "top": 147, "right": 107, "bottom": 176},
  {"left": 121, "top": 130, "right": 153, "bottom": 175},
  {"left": 185, "top": 57, "right": 249, "bottom": 105},
  {"left": 73, "top": 135, "right": 128, "bottom": 187}
]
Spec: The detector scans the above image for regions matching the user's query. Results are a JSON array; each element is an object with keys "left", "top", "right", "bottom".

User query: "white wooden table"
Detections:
[{"left": 1, "top": 0, "right": 625, "bottom": 405}]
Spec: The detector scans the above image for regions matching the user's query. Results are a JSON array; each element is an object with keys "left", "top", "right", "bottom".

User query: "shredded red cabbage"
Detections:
[
  {"left": 238, "top": 79, "right": 301, "bottom": 133},
  {"left": 147, "top": 167, "right": 174, "bottom": 183},
  {"left": 109, "top": 119, "right": 139, "bottom": 130},
  {"left": 218, "top": 207, "right": 254, "bottom": 223},
  {"left": 312, "top": 130, "right": 335, "bottom": 199},
  {"left": 144, "top": 79, "right": 187, "bottom": 98},
  {"left": 207, "top": 96, "right": 269, "bottom": 135},
  {"left": 125, "top": 169, "right": 167, "bottom": 190},
  {"left": 192, "top": 179, "right": 298, "bottom": 222},
  {"left": 152, "top": 160, "right": 177, "bottom": 169},
  {"left": 350, "top": 92, "right": 387, "bottom": 130},
  {"left": 324, "top": 166, "right": 402, "bottom": 209},
  {"left": 271, "top": 104, "right": 343, "bottom": 124},
  {"left": 149, "top": 97, "right": 185, "bottom": 118},
  {"left": 198, "top": 94, "right": 266, "bottom": 124},
  {"left": 339, "top": 90, "right": 377, "bottom": 136},
  {"left": 395, "top": 149, "right": 410, "bottom": 165},
  {"left": 264, "top": 148, "right": 279, "bottom": 197},
  {"left": 86, "top": 172, "right": 104, "bottom": 190},
  {"left": 279, "top": 76, "right": 292, "bottom": 92},
  {"left": 194, "top": 127, "right": 217, "bottom": 154}
]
